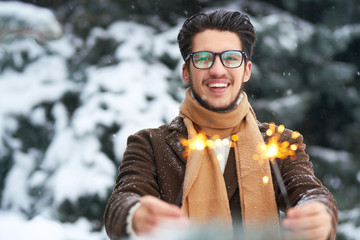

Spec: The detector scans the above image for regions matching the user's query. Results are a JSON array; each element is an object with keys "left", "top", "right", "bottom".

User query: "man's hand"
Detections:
[
  {"left": 133, "top": 195, "right": 189, "bottom": 235},
  {"left": 282, "top": 201, "right": 332, "bottom": 240}
]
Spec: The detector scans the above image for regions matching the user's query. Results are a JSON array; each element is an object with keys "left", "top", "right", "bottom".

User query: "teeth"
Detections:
[{"left": 208, "top": 83, "right": 228, "bottom": 88}]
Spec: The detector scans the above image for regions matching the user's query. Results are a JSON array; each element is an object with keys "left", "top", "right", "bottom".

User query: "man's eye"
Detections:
[
  {"left": 224, "top": 56, "right": 235, "bottom": 61},
  {"left": 224, "top": 54, "right": 240, "bottom": 61},
  {"left": 198, "top": 57, "right": 210, "bottom": 61}
]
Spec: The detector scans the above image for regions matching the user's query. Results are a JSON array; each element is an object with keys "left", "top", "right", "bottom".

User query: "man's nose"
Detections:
[{"left": 209, "top": 55, "right": 226, "bottom": 74}]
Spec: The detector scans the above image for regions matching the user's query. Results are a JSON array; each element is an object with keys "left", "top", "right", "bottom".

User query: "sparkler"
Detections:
[
  {"left": 176, "top": 133, "right": 206, "bottom": 206},
  {"left": 253, "top": 122, "right": 300, "bottom": 210},
  {"left": 176, "top": 133, "right": 233, "bottom": 206}
]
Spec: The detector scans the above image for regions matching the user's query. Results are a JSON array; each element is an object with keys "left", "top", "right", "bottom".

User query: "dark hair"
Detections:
[{"left": 177, "top": 10, "right": 256, "bottom": 63}]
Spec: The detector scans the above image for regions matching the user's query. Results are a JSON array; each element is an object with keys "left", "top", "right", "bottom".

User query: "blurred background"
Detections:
[{"left": 0, "top": 0, "right": 359, "bottom": 239}]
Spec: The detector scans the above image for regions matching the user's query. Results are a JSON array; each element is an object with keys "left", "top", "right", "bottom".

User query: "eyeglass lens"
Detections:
[{"left": 192, "top": 51, "right": 244, "bottom": 69}]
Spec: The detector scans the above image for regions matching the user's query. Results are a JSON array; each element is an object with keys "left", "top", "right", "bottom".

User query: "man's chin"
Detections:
[
  {"left": 191, "top": 90, "right": 239, "bottom": 113},
  {"left": 200, "top": 99, "right": 238, "bottom": 113}
]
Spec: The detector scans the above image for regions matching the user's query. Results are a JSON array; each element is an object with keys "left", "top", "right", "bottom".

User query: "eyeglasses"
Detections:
[{"left": 185, "top": 50, "right": 248, "bottom": 69}]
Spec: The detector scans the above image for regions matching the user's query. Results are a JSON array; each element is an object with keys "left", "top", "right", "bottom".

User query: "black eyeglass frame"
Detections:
[{"left": 185, "top": 50, "right": 248, "bottom": 69}]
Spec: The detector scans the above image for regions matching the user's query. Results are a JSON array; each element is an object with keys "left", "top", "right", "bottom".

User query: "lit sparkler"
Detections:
[
  {"left": 254, "top": 122, "right": 300, "bottom": 210},
  {"left": 177, "top": 132, "right": 207, "bottom": 206},
  {"left": 181, "top": 133, "right": 208, "bottom": 151},
  {"left": 176, "top": 133, "right": 233, "bottom": 206}
]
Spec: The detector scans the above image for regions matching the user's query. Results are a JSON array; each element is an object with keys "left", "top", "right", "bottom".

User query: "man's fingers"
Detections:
[
  {"left": 139, "top": 221, "right": 158, "bottom": 235},
  {"left": 140, "top": 195, "right": 182, "bottom": 217},
  {"left": 133, "top": 195, "right": 185, "bottom": 235},
  {"left": 282, "top": 212, "right": 323, "bottom": 230},
  {"left": 284, "top": 201, "right": 331, "bottom": 230},
  {"left": 282, "top": 201, "right": 332, "bottom": 240},
  {"left": 286, "top": 201, "right": 326, "bottom": 218}
]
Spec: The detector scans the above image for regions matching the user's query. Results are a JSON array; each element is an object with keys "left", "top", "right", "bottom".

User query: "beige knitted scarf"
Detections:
[{"left": 179, "top": 88, "right": 280, "bottom": 235}]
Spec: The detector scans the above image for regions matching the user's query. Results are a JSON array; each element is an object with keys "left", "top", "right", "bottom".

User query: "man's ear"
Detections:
[
  {"left": 182, "top": 64, "right": 190, "bottom": 83},
  {"left": 243, "top": 61, "right": 252, "bottom": 83}
]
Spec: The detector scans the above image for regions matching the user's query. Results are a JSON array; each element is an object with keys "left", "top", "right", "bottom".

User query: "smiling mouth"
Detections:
[{"left": 207, "top": 83, "right": 229, "bottom": 88}]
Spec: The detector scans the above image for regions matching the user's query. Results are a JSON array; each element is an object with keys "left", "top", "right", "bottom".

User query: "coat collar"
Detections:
[{"left": 165, "top": 116, "right": 187, "bottom": 165}]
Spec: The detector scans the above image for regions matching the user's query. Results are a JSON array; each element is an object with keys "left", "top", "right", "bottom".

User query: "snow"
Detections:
[
  {"left": 338, "top": 208, "right": 360, "bottom": 240},
  {"left": 255, "top": 13, "right": 314, "bottom": 53},
  {"left": 307, "top": 146, "right": 352, "bottom": 164},
  {"left": 0, "top": 55, "right": 73, "bottom": 114},
  {"left": 252, "top": 93, "right": 311, "bottom": 127},
  {"left": 334, "top": 24, "right": 360, "bottom": 51},
  {"left": 1, "top": 150, "right": 39, "bottom": 211},
  {"left": 40, "top": 128, "right": 116, "bottom": 205},
  {"left": 338, "top": 223, "right": 360, "bottom": 240},
  {"left": 0, "top": 212, "right": 107, "bottom": 240},
  {"left": 0, "top": 1, "right": 62, "bottom": 41}
]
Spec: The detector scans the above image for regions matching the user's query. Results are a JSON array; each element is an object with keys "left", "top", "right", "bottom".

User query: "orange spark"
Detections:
[
  {"left": 253, "top": 122, "right": 299, "bottom": 163},
  {"left": 231, "top": 134, "right": 239, "bottom": 142},
  {"left": 262, "top": 175, "right": 269, "bottom": 185},
  {"left": 181, "top": 132, "right": 207, "bottom": 151},
  {"left": 255, "top": 122, "right": 298, "bottom": 209}
]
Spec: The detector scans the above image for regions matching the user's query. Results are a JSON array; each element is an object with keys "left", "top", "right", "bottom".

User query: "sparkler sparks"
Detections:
[
  {"left": 177, "top": 133, "right": 235, "bottom": 205},
  {"left": 262, "top": 175, "right": 270, "bottom": 185},
  {"left": 255, "top": 123, "right": 299, "bottom": 163},
  {"left": 180, "top": 132, "right": 207, "bottom": 150},
  {"left": 177, "top": 132, "right": 217, "bottom": 206},
  {"left": 255, "top": 122, "right": 300, "bottom": 210},
  {"left": 180, "top": 133, "right": 234, "bottom": 158}
]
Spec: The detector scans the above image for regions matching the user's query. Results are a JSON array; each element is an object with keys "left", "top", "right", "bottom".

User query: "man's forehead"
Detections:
[{"left": 191, "top": 29, "right": 243, "bottom": 52}]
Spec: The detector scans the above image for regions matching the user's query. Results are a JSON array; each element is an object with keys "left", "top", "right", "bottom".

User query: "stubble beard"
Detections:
[{"left": 188, "top": 75, "right": 245, "bottom": 113}]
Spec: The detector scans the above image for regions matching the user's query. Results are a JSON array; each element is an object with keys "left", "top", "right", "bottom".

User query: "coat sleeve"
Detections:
[
  {"left": 274, "top": 128, "right": 338, "bottom": 240},
  {"left": 103, "top": 129, "right": 161, "bottom": 239}
]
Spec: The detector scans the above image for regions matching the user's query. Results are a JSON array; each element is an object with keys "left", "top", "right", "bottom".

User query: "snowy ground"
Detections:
[{"left": 0, "top": 212, "right": 108, "bottom": 240}]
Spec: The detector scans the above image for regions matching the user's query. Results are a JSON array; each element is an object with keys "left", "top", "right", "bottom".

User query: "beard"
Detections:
[{"left": 188, "top": 76, "right": 244, "bottom": 113}]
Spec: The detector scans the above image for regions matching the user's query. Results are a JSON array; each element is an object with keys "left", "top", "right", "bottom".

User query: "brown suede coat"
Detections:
[{"left": 104, "top": 116, "right": 338, "bottom": 239}]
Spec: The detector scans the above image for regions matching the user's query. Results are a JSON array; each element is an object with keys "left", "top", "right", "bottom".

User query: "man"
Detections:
[{"left": 104, "top": 10, "right": 338, "bottom": 240}]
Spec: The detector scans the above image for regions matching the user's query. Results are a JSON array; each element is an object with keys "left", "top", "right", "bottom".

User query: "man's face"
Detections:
[{"left": 182, "top": 30, "right": 252, "bottom": 111}]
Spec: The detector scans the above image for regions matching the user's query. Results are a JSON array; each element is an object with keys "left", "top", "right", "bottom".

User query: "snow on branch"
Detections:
[{"left": 0, "top": 1, "right": 62, "bottom": 44}]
